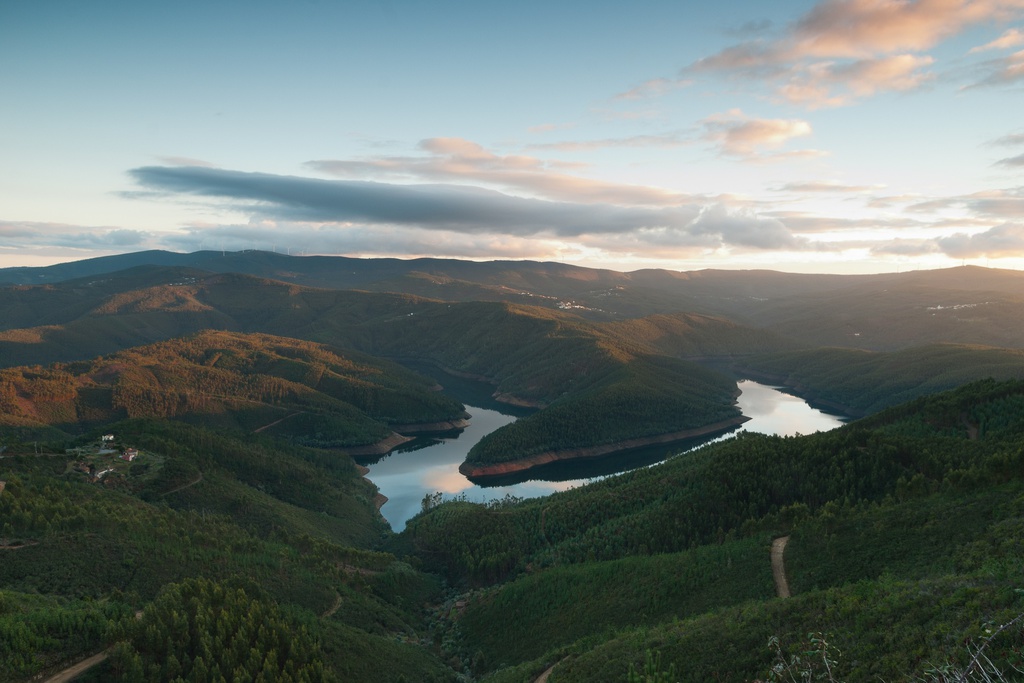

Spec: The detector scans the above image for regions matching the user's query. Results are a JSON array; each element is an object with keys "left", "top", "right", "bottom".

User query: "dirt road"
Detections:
[
  {"left": 771, "top": 536, "right": 791, "bottom": 598},
  {"left": 43, "top": 651, "right": 108, "bottom": 683}
]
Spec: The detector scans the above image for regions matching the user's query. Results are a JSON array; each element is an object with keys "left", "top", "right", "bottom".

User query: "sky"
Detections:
[{"left": 2, "top": 0, "right": 1024, "bottom": 274}]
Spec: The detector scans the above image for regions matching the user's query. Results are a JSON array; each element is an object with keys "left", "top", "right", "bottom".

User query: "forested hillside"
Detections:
[
  {"left": 739, "top": 343, "right": 1024, "bottom": 415},
  {"left": 6, "top": 251, "right": 1024, "bottom": 348},
  {"left": 4, "top": 371, "right": 1024, "bottom": 679},
  {"left": 0, "top": 273, "right": 780, "bottom": 466},
  {"left": 0, "top": 418, "right": 455, "bottom": 682},
  {"left": 0, "top": 330, "right": 466, "bottom": 450},
  {"left": 5, "top": 252, "right": 1024, "bottom": 681},
  {"left": 398, "top": 379, "right": 1024, "bottom": 681}
]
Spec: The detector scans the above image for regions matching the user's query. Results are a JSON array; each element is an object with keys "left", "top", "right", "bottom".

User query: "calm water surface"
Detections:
[{"left": 363, "top": 380, "right": 845, "bottom": 531}]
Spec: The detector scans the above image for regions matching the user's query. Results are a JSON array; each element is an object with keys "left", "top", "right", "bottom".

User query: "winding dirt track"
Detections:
[
  {"left": 771, "top": 536, "right": 791, "bottom": 599},
  {"left": 254, "top": 411, "right": 304, "bottom": 434},
  {"left": 160, "top": 472, "right": 203, "bottom": 497},
  {"left": 43, "top": 651, "right": 108, "bottom": 683},
  {"left": 322, "top": 592, "right": 343, "bottom": 619},
  {"left": 534, "top": 660, "right": 562, "bottom": 683}
]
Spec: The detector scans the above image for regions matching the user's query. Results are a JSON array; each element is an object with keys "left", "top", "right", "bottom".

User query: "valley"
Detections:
[
  {"left": 2, "top": 251, "right": 1024, "bottom": 682},
  {"left": 365, "top": 380, "right": 846, "bottom": 532}
]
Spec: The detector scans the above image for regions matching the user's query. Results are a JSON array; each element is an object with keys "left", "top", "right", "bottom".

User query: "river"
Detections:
[{"left": 361, "top": 379, "right": 846, "bottom": 531}]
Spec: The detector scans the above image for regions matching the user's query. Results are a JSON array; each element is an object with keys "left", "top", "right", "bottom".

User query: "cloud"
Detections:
[
  {"left": 306, "top": 137, "right": 694, "bottom": 206},
  {"left": 970, "top": 26, "right": 1024, "bottom": 52},
  {"left": 701, "top": 110, "right": 817, "bottom": 158},
  {"left": 773, "top": 53, "right": 935, "bottom": 108},
  {"left": 824, "top": 53, "right": 934, "bottom": 94},
  {"left": 160, "top": 221, "right": 561, "bottom": 261},
  {"left": 132, "top": 165, "right": 690, "bottom": 237},
  {"left": 997, "top": 152, "right": 1024, "bottom": 166},
  {"left": 768, "top": 211, "right": 937, "bottom": 233},
  {"left": 866, "top": 193, "right": 926, "bottom": 208},
  {"left": 685, "top": 0, "right": 1024, "bottom": 106},
  {"left": 525, "top": 133, "right": 690, "bottom": 153},
  {"left": 527, "top": 122, "right": 576, "bottom": 133},
  {"left": 689, "top": 205, "right": 805, "bottom": 249},
  {"left": 158, "top": 156, "right": 217, "bottom": 168},
  {"left": 870, "top": 239, "right": 940, "bottom": 256},
  {"left": 937, "top": 222, "right": 1024, "bottom": 257},
  {"left": 613, "top": 77, "right": 691, "bottom": 101},
  {"left": 904, "top": 187, "right": 1024, "bottom": 217},
  {"left": 128, "top": 165, "right": 806, "bottom": 257},
  {"left": 964, "top": 48, "right": 1024, "bottom": 87},
  {"left": 726, "top": 19, "right": 774, "bottom": 38},
  {"left": 791, "top": 0, "right": 1024, "bottom": 58},
  {"left": 0, "top": 220, "right": 151, "bottom": 251},
  {"left": 990, "top": 132, "right": 1024, "bottom": 146},
  {"left": 775, "top": 181, "right": 878, "bottom": 193}
]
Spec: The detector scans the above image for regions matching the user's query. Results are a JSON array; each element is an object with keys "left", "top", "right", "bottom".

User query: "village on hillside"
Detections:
[{"left": 66, "top": 433, "right": 145, "bottom": 486}]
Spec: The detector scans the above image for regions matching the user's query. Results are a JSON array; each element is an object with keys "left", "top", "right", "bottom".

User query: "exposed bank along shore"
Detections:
[
  {"left": 341, "top": 416, "right": 471, "bottom": 457},
  {"left": 458, "top": 415, "right": 749, "bottom": 479}
]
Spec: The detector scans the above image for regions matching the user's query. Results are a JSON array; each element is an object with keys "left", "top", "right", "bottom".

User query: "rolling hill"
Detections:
[
  {"left": 0, "top": 330, "right": 466, "bottom": 451},
  {"left": 5, "top": 248, "right": 1024, "bottom": 681},
  {"left": 7, "top": 252, "right": 1024, "bottom": 349}
]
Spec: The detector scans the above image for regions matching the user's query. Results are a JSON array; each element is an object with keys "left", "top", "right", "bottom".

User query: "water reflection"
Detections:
[
  {"left": 733, "top": 380, "right": 847, "bottom": 437},
  {"left": 362, "top": 379, "right": 846, "bottom": 531}
]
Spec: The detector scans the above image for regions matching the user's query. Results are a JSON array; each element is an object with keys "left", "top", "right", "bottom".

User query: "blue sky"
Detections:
[{"left": 3, "top": 0, "right": 1024, "bottom": 272}]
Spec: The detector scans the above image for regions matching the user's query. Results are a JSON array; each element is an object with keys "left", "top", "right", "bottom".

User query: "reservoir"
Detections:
[{"left": 362, "top": 380, "right": 846, "bottom": 531}]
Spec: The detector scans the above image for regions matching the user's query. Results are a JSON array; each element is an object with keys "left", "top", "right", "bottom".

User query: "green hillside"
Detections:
[
  {"left": 0, "top": 330, "right": 465, "bottom": 450},
  {"left": 738, "top": 343, "right": 1024, "bottom": 415},
  {"left": 0, "top": 417, "right": 456, "bottom": 682},
  {"left": 0, "top": 274, "right": 781, "bottom": 466},
  {"left": 398, "top": 379, "right": 1024, "bottom": 681},
  {"left": 5, "top": 254, "right": 1024, "bottom": 682},
  {"left": 7, "top": 252, "right": 1024, "bottom": 348},
  {"left": 4, "top": 372, "right": 1024, "bottom": 680}
]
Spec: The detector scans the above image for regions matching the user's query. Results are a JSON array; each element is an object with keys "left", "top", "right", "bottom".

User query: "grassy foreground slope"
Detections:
[{"left": 401, "top": 379, "right": 1024, "bottom": 681}]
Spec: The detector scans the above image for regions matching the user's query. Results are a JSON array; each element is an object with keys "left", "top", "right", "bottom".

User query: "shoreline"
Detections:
[
  {"left": 354, "top": 464, "right": 389, "bottom": 512},
  {"left": 733, "top": 368, "right": 863, "bottom": 418},
  {"left": 458, "top": 416, "right": 750, "bottom": 479},
  {"left": 341, "top": 432, "right": 414, "bottom": 457},
  {"left": 340, "top": 415, "right": 472, "bottom": 457},
  {"left": 391, "top": 416, "right": 471, "bottom": 434}
]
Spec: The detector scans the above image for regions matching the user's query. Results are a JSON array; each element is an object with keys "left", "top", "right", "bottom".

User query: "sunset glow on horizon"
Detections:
[{"left": 2, "top": 0, "right": 1023, "bottom": 274}]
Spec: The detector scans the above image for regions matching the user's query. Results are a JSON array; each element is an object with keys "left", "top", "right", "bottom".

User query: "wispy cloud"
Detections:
[
  {"left": 684, "top": 0, "right": 1024, "bottom": 106},
  {"left": 161, "top": 221, "right": 562, "bottom": 261},
  {"left": 937, "top": 222, "right": 1024, "bottom": 257},
  {"left": 701, "top": 110, "right": 820, "bottom": 159},
  {"left": 904, "top": 187, "right": 1024, "bottom": 216},
  {"left": 525, "top": 133, "right": 690, "bottom": 153},
  {"left": 527, "top": 122, "right": 576, "bottom": 134},
  {"left": 306, "top": 137, "right": 695, "bottom": 206},
  {"left": 963, "top": 48, "right": 1024, "bottom": 88},
  {"left": 0, "top": 220, "right": 151, "bottom": 251},
  {"left": 990, "top": 131, "right": 1024, "bottom": 146},
  {"left": 790, "top": 0, "right": 1023, "bottom": 58},
  {"left": 725, "top": 19, "right": 774, "bottom": 38},
  {"left": 969, "top": 26, "right": 1024, "bottom": 52},
  {"left": 127, "top": 165, "right": 811, "bottom": 258},
  {"left": 996, "top": 152, "right": 1024, "bottom": 166},
  {"left": 157, "top": 156, "right": 218, "bottom": 168},
  {"left": 775, "top": 181, "right": 879, "bottom": 193},
  {"left": 613, "top": 77, "right": 692, "bottom": 101}
]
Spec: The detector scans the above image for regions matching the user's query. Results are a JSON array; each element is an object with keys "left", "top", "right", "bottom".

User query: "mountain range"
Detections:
[{"left": 3, "top": 251, "right": 1024, "bottom": 682}]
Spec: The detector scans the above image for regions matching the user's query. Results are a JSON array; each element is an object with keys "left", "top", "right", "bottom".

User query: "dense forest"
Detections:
[
  {"left": 4, "top": 254, "right": 1024, "bottom": 681},
  {"left": 4, "top": 378, "right": 1024, "bottom": 681},
  {"left": 0, "top": 330, "right": 466, "bottom": 450}
]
